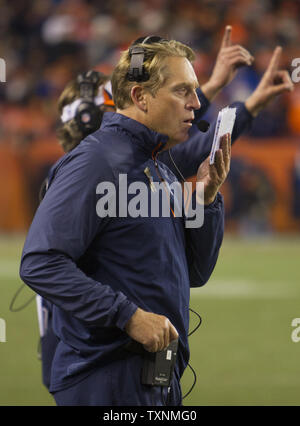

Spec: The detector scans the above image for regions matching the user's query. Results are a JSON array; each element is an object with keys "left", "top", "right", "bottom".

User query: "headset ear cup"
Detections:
[
  {"left": 127, "top": 36, "right": 167, "bottom": 82},
  {"left": 127, "top": 46, "right": 147, "bottom": 82},
  {"left": 75, "top": 101, "right": 103, "bottom": 135}
]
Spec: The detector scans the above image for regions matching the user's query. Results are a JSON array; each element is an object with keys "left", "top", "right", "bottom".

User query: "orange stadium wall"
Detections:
[
  {"left": 0, "top": 139, "right": 63, "bottom": 232},
  {"left": 228, "top": 137, "right": 300, "bottom": 232},
  {"left": 0, "top": 144, "right": 30, "bottom": 232},
  {"left": 0, "top": 137, "right": 300, "bottom": 233}
]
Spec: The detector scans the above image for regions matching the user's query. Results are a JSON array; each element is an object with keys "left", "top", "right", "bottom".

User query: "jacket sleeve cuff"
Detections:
[
  {"left": 115, "top": 299, "right": 138, "bottom": 330},
  {"left": 230, "top": 101, "right": 254, "bottom": 143},
  {"left": 231, "top": 101, "right": 254, "bottom": 121},
  {"left": 204, "top": 192, "right": 224, "bottom": 211}
]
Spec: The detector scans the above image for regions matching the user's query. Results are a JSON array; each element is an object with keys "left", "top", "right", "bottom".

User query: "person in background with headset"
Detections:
[
  {"left": 21, "top": 37, "right": 229, "bottom": 406},
  {"left": 36, "top": 71, "right": 115, "bottom": 392}
]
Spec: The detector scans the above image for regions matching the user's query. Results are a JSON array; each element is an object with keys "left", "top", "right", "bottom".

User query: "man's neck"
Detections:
[
  {"left": 116, "top": 107, "right": 175, "bottom": 150},
  {"left": 116, "top": 107, "right": 144, "bottom": 125}
]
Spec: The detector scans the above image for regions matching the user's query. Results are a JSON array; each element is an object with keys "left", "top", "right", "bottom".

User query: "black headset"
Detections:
[
  {"left": 127, "top": 35, "right": 167, "bottom": 82},
  {"left": 75, "top": 70, "right": 104, "bottom": 135}
]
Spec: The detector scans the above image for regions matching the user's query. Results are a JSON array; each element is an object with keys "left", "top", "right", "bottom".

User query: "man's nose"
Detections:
[{"left": 187, "top": 91, "right": 201, "bottom": 110}]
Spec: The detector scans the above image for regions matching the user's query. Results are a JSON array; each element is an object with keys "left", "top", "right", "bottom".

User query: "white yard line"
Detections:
[
  {"left": 1, "top": 260, "right": 298, "bottom": 300},
  {"left": 191, "top": 279, "right": 299, "bottom": 299}
]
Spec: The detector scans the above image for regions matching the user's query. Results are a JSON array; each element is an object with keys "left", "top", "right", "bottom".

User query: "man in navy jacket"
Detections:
[
  {"left": 20, "top": 38, "right": 231, "bottom": 405},
  {"left": 21, "top": 35, "right": 293, "bottom": 405},
  {"left": 34, "top": 27, "right": 256, "bottom": 394}
]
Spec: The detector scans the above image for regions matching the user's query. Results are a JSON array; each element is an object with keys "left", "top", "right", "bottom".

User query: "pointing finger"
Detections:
[
  {"left": 266, "top": 46, "right": 282, "bottom": 74},
  {"left": 221, "top": 25, "right": 232, "bottom": 48}
]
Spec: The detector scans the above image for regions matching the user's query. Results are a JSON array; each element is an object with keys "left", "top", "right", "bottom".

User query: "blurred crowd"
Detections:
[
  {"left": 0, "top": 0, "right": 300, "bottom": 233},
  {"left": 0, "top": 0, "right": 300, "bottom": 149}
]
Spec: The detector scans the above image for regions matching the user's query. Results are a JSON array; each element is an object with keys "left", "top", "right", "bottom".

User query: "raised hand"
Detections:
[
  {"left": 245, "top": 46, "right": 294, "bottom": 117},
  {"left": 196, "top": 133, "right": 231, "bottom": 205},
  {"left": 201, "top": 26, "right": 254, "bottom": 101}
]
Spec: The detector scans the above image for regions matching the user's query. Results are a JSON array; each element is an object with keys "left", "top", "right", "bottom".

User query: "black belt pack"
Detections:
[
  {"left": 124, "top": 338, "right": 178, "bottom": 387},
  {"left": 141, "top": 339, "right": 178, "bottom": 387}
]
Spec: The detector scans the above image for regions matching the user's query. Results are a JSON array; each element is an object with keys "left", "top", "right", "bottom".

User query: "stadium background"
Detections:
[{"left": 0, "top": 0, "right": 300, "bottom": 406}]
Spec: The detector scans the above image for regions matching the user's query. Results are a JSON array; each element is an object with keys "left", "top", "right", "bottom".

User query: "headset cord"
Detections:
[
  {"left": 167, "top": 148, "right": 186, "bottom": 184},
  {"left": 180, "top": 308, "right": 203, "bottom": 401},
  {"left": 188, "top": 307, "right": 202, "bottom": 337},
  {"left": 160, "top": 308, "right": 203, "bottom": 405},
  {"left": 9, "top": 283, "right": 36, "bottom": 312},
  {"left": 167, "top": 149, "right": 204, "bottom": 403},
  {"left": 9, "top": 284, "right": 41, "bottom": 359},
  {"left": 9, "top": 179, "right": 46, "bottom": 315},
  {"left": 182, "top": 363, "right": 197, "bottom": 400}
]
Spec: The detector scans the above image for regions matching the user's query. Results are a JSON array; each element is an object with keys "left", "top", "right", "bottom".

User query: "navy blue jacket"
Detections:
[{"left": 20, "top": 111, "right": 225, "bottom": 392}]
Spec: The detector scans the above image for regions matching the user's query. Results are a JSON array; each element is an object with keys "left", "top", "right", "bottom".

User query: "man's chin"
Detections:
[{"left": 175, "top": 133, "right": 190, "bottom": 145}]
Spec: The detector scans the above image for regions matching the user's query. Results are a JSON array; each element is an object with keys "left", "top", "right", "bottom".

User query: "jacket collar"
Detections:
[{"left": 100, "top": 112, "right": 169, "bottom": 156}]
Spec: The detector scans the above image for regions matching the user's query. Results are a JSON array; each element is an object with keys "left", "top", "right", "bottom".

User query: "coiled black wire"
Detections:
[
  {"left": 182, "top": 362, "right": 197, "bottom": 400},
  {"left": 188, "top": 307, "right": 202, "bottom": 337},
  {"left": 9, "top": 283, "right": 36, "bottom": 312}
]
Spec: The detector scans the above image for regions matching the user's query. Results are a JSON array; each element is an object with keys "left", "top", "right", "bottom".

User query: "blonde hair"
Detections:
[
  {"left": 57, "top": 73, "right": 110, "bottom": 152},
  {"left": 111, "top": 40, "right": 195, "bottom": 110}
]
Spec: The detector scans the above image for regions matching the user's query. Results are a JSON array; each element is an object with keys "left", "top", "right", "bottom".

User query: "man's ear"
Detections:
[{"left": 130, "top": 85, "right": 148, "bottom": 112}]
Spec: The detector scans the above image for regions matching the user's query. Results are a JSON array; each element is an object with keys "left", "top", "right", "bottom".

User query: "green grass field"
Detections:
[{"left": 1, "top": 234, "right": 300, "bottom": 406}]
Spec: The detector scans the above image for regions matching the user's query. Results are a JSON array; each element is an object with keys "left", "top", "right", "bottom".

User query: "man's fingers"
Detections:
[
  {"left": 268, "top": 70, "right": 294, "bottom": 97},
  {"left": 144, "top": 340, "right": 158, "bottom": 353},
  {"left": 222, "top": 44, "right": 253, "bottom": 57},
  {"left": 209, "top": 160, "right": 220, "bottom": 184},
  {"left": 170, "top": 323, "right": 179, "bottom": 341},
  {"left": 266, "top": 46, "right": 282, "bottom": 74},
  {"left": 221, "top": 133, "right": 231, "bottom": 172},
  {"left": 144, "top": 332, "right": 163, "bottom": 352},
  {"left": 144, "top": 316, "right": 178, "bottom": 352},
  {"left": 163, "top": 319, "right": 173, "bottom": 350},
  {"left": 160, "top": 318, "right": 170, "bottom": 351},
  {"left": 227, "top": 53, "right": 253, "bottom": 67},
  {"left": 152, "top": 321, "right": 178, "bottom": 352},
  {"left": 214, "top": 149, "right": 225, "bottom": 178},
  {"left": 270, "top": 81, "right": 294, "bottom": 96},
  {"left": 221, "top": 46, "right": 254, "bottom": 66},
  {"left": 221, "top": 25, "right": 232, "bottom": 48},
  {"left": 214, "top": 134, "right": 231, "bottom": 178},
  {"left": 275, "top": 70, "right": 294, "bottom": 90},
  {"left": 126, "top": 309, "right": 179, "bottom": 353}
]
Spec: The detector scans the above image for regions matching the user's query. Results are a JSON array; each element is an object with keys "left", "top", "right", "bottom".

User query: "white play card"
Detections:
[{"left": 209, "top": 106, "right": 236, "bottom": 165}]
